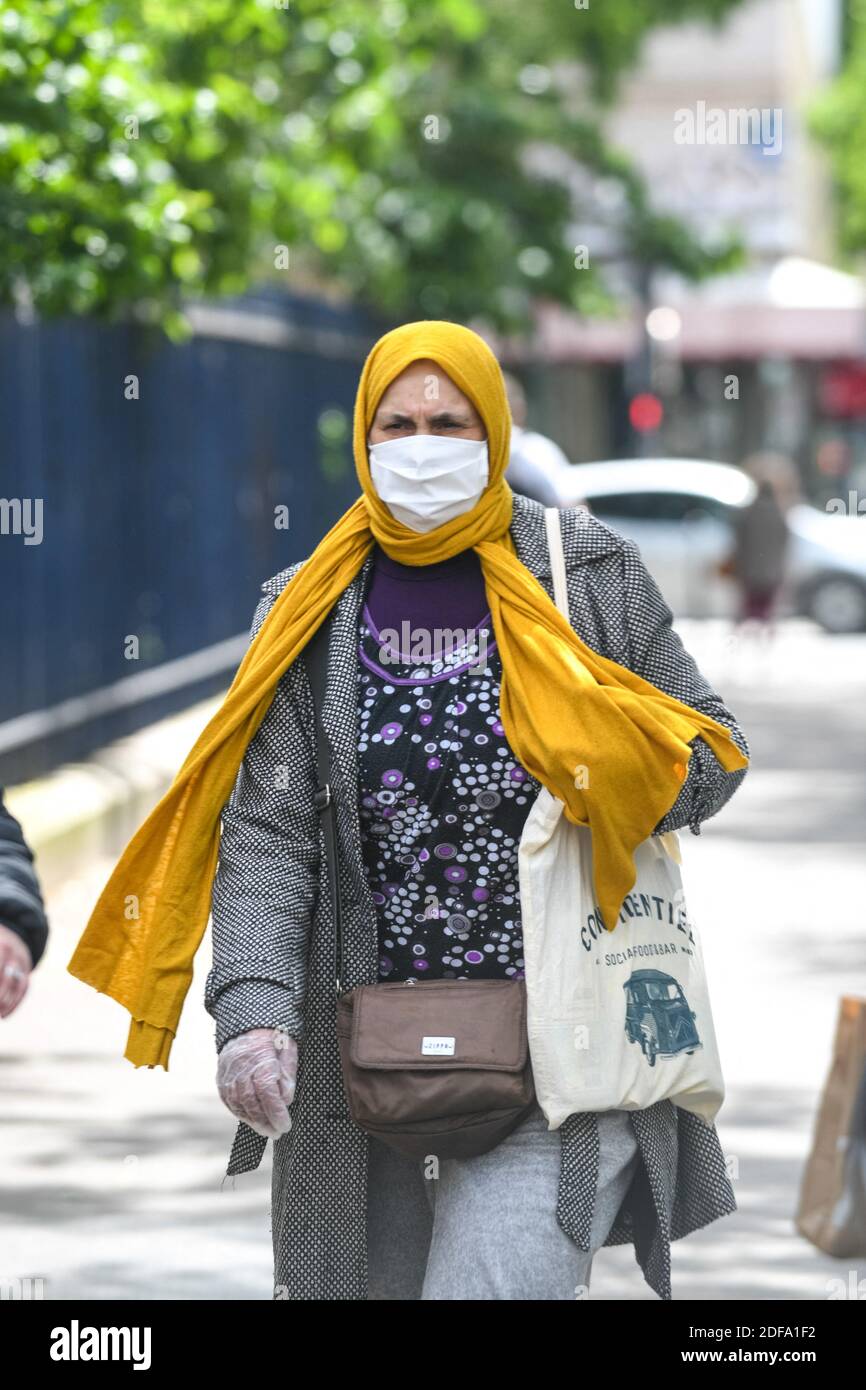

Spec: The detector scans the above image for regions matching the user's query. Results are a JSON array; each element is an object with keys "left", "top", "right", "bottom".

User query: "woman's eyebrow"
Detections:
[
  {"left": 376, "top": 408, "right": 474, "bottom": 425},
  {"left": 429, "top": 409, "right": 472, "bottom": 424},
  {"left": 378, "top": 410, "right": 416, "bottom": 424}
]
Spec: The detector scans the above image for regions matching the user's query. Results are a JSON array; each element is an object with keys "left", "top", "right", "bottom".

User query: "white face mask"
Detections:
[{"left": 367, "top": 434, "right": 489, "bottom": 533}]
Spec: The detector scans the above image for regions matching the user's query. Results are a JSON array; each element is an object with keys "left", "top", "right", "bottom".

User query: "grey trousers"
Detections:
[{"left": 367, "top": 1102, "right": 641, "bottom": 1300}]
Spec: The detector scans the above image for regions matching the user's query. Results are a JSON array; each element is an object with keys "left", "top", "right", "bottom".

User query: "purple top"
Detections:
[{"left": 364, "top": 543, "right": 489, "bottom": 635}]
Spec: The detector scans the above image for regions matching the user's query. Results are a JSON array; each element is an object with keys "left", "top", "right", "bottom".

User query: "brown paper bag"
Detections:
[{"left": 795, "top": 996, "right": 866, "bottom": 1257}]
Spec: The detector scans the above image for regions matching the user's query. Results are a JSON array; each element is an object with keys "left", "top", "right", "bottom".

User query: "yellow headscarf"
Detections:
[{"left": 68, "top": 320, "right": 747, "bottom": 1069}]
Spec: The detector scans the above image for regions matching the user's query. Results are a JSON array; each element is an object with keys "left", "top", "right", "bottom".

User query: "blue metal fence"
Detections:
[{"left": 0, "top": 288, "right": 388, "bottom": 782}]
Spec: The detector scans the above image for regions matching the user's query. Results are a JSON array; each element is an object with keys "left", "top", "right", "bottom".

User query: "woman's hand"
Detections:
[
  {"left": 216, "top": 1028, "right": 298, "bottom": 1139},
  {"left": 0, "top": 925, "right": 33, "bottom": 1018}
]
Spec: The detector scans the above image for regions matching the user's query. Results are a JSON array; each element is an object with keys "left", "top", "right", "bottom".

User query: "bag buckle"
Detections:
[{"left": 314, "top": 784, "right": 331, "bottom": 812}]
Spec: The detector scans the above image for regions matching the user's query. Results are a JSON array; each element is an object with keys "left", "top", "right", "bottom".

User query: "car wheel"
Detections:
[{"left": 807, "top": 576, "right": 866, "bottom": 634}]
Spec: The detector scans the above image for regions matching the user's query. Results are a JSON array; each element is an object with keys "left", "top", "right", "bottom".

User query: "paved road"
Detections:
[{"left": 2, "top": 620, "right": 865, "bottom": 1300}]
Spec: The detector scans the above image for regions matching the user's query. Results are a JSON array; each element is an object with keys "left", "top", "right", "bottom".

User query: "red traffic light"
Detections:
[{"left": 629, "top": 393, "right": 664, "bottom": 433}]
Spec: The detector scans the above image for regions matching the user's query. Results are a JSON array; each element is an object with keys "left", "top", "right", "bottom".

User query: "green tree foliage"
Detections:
[
  {"left": 0, "top": 0, "right": 746, "bottom": 335},
  {"left": 809, "top": 0, "right": 866, "bottom": 258}
]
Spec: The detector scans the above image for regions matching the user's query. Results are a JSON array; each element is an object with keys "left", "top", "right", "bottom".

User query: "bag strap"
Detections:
[
  {"left": 304, "top": 619, "right": 344, "bottom": 994},
  {"left": 543, "top": 507, "right": 569, "bottom": 617},
  {"left": 543, "top": 505, "right": 681, "bottom": 862}
]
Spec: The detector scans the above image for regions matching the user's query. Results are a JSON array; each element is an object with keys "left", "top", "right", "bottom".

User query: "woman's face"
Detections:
[{"left": 367, "top": 358, "right": 486, "bottom": 444}]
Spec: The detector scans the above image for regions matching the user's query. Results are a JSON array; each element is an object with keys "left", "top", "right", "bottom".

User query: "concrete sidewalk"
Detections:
[
  {"left": 3, "top": 694, "right": 274, "bottom": 1300},
  {"left": 2, "top": 621, "right": 865, "bottom": 1300}
]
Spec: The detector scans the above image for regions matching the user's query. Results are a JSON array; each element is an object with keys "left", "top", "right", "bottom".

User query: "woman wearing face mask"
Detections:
[{"left": 68, "top": 320, "right": 749, "bottom": 1302}]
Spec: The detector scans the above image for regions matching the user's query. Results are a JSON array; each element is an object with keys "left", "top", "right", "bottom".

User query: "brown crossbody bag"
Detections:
[{"left": 305, "top": 618, "right": 536, "bottom": 1161}]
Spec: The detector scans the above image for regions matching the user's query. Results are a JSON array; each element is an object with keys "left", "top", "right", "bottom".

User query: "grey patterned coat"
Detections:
[{"left": 204, "top": 493, "right": 749, "bottom": 1301}]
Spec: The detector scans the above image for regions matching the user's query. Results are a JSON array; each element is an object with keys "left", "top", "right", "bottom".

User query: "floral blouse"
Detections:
[{"left": 356, "top": 601, "right": 542, "bottom": 983}]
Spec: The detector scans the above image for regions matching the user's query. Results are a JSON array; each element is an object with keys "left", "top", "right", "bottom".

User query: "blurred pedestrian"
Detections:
[
  {"left": 729, "top": 477, "right": 791, "bottom": 636},
  {"left": 502, "top": 370, "right": 583, "bottom": 506},
  {"left": 0, "top": 791, "right": 49, "bottom": 1019}
]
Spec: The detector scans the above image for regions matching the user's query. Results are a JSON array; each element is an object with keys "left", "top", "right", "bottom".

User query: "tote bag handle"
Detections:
[
  {"left": 543, "top": 506, "right": 682, "bottom": 865},
  {"left": 543, "top": 506, "right": 570, "bottom": 618}
]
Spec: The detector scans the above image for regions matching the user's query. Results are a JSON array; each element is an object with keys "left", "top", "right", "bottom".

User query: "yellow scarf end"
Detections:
[
  {"left": 125, "top": 1018, "right": 175, "bottom": 1070},
  {"left": 708, "top": 728, "right": 750, "bottom": 774}
]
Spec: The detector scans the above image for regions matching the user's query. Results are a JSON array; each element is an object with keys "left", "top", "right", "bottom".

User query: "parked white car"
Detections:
[{"left": 506, "top": 456, "right": 866, "bottom": 632}]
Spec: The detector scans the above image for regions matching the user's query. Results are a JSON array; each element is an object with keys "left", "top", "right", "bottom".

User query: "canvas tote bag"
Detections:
[{"left": 518, "top": 507, "right": 726, "bottom": 1129}]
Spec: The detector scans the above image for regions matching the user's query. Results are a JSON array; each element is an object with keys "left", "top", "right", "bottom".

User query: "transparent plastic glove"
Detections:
[
  {"left": 216, "top": 1028, "right": 298, "bottom": 1139},
  {"left": 0, "top": 925, "right": 32, "bottom": 1018}
]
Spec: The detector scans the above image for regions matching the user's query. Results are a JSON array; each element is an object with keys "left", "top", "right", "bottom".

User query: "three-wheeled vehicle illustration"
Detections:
[{"left": 623, "top": 969, "right": 701, "bottom": 1067}]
